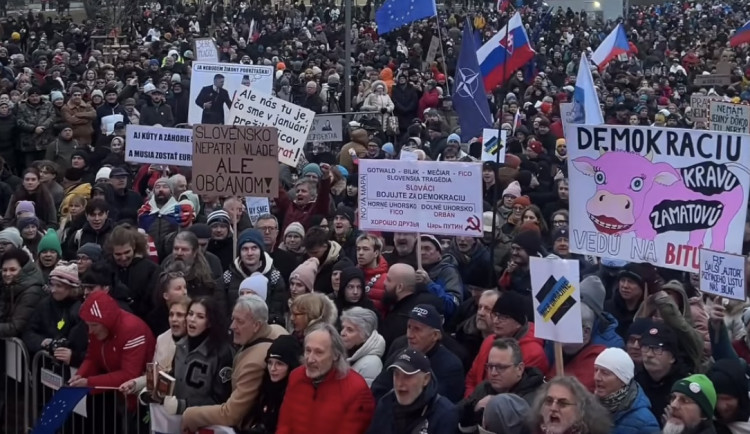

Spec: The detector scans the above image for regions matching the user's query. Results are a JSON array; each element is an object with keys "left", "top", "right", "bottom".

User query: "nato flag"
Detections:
[{"left": 453, "top": 20, "right": 493, "bottom": 142}]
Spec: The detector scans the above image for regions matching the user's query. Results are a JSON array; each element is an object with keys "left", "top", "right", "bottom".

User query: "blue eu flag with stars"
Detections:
[
  {"left": 375, "top": 0, "right": 437, "bottom": 35},
  {"left": 31, "top": 387, "right": 90, "bottom": 434},
  {"left": 453, "top": 19, "right": 493, "bottom": 142}
]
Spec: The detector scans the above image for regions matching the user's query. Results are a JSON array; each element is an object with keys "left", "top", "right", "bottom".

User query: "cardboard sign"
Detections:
[
  {"left": 560, "top": 102, "right": 576, "bottom": 137},
  {"left": 425, "top": 36, "right": 440, "bottom": 65},
  {"left": 694, "top": 75, "right": 731, "bottom": 87},
  {"left": 188, "top": 62, "right": 274, "bottom": 126},
  {"left": 481, "top": 128, "right": 506, "bottom": 163},
  {"left": 191, "top": 125, "right": 279, "bottom": 197},
  {"left": 229, "top": 88, "right": 315, "bottom": 167},
  {"left": 245, "top": 197, "right": 270, "bottom": 225},
  {"left": 567, "top": 124, "right": 750, "bottom": 272},
  {"left": 125, "top": 125, "right": 193, "bottom": 167},
  {"left": 358, "top": 159, "right": 483, "bottom": 237},
  {"left": 308, "top": 114, "right": 343, "bottom": 142},
  {"left": 698, "top": 248, "right": 746, "bottom": 301},
  {"left": 194, "top": 38, "right": 219, "bottom": 62},
  {"left": 690, "top": 95, "right": 721, "bottom": 124},
  {"left": 530, "top": 257, "right": 583, "bottom": 344},
  {"left": 710, "top": 101, "right": 750, "bottom": 134}
]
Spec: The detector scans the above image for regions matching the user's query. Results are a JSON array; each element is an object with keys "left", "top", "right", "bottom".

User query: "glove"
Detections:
[{"left": 380, "top": 107, "right": 387, "bottom": 114}]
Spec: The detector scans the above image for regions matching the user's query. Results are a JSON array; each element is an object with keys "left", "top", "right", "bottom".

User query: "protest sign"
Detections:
[
  {"left": 245, "top": 197, "right": 271, "bottom": 225},
  {"left": 530, "top": 257, "right": 583, "bottom": 344},
  {"left": 560, "top": 102, "right": 577, "bottom": 137},
  {"left": 188, "top": 63, "right": 274, "bottom": 125},
  {"left": 698, "top": 248, "right": 746, "bottom": 301},
  {"left": 567, "top": 124, "right": 750, "bottom": 272},
  {"left": 191, "top": 125, "right": 279, "bottom": 197},
  {"left": 424, "top": 36, "right": 440, "bottom": 67},
  {"left": 710, "top": 101, "right": 750, "bottom": 134},
  {"left": 194, "top": 38, "right": 219, "bottom": 62},
  {"left": 400, "top": 150, "right": 418, "bottom": 161},
  {"left": 481, "top": 128, "right": 506, "bottom": 163},
  {"left": 125, "top": 125, "right": 193, "bottom": 167},
  {"left": 229, "top": 88, "right": 315, "bottom": 167},
  {"left": 358, "top": 159, "right": 483, "bottom": 237},
  {"left": 690, "top": 95, "right": 720, "bottom": 124},
  {"left": 308, "top": 114, "right": 343, "bottom": 142},
  {"left": 694, "top": 75, "right": 731, "bottom": 87}
]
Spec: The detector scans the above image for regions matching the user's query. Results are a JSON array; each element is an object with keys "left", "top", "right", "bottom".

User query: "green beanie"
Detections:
[
  {"left": 38, "top": 229, "right": 62, "bottom": 257},
  {"left": 671, "top": 374, "right": 717, "bottom": 418}
]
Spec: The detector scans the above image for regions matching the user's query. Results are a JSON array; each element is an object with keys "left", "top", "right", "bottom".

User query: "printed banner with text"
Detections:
[
  {"left": 191, "top": 125, "right": 279, "bottom": 197},
  {"left": 125, "top": 125, "right": 193, "bottom": 167},
  {"left": 358, "top": 159, "right": 483, "bottom": 237},
  {"left": 567, "top": 125, "right": 750, "bottom": 272},
  {"left": 530, "top": 257, "right": 583, "bottom": 344},
  {"left": 229, "top": 88, "right": 314, "bottom": 167},
  {"left": 698, "top": 248, "right": 746, "bottom": 301}
]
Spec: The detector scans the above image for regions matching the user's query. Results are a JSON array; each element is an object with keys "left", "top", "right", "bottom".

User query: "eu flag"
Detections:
[
  {"left": 375, "top": 0, "right": 436, "bottom": 35},
  {"left": 453, "top": 19, "right": 493, "bottom": 142},
  {"left": 31, "top": 387, "right": 90, "bottom": 434}
]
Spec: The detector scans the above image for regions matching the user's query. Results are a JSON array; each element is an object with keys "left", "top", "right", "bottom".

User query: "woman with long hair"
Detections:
[
  {"left": 0, "top": 247, "right": 45, "bottom": 338},
  {"left": 5, "top": 168, "right": 57, "bottom": 229},
  {"left": 529, "top": 376, "right": 611, "bottom": 434},
  {"left": 289, "top": 292, "right": 337, "bottom": 343},
  {"left": 59, "top": 194, "right": 86, "bottom": 242},
  {"left": 519, "top": 204, "right": 549, "bottom": 239}
]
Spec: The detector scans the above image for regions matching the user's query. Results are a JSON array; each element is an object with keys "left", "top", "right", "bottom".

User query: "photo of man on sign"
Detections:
[{"left": 195, "top": 74, "right": 232, "bottom": 124}]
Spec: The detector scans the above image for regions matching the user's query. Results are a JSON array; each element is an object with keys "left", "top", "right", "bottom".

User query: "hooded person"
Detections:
[
  {"left": 334, "top": 266, "right": 377, "bottom": 318},
  {"left": 707, "top": 358, "right": 750, "bottom": 434},
  {"left": 137, "top": 177, "right": 180, "bottom": 259},
  {"left": 223, "top": 229, "right": 288, "bottom": 325}
]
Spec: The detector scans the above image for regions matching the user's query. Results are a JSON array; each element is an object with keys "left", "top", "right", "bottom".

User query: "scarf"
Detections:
[
  {"left": 393, "top": 385, "right": 433, "bottom": 434},
  {"left": 601, "top": 380, "right": 638, "bottom": 414}
]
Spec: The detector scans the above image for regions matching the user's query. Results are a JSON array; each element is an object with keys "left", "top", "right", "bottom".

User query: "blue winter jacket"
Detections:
[
  {"left": 612, "top": 384, "right": 660, "bottom": 434},
  {"left": 544, "top": 312, "right": 624, "bottom": 362}
]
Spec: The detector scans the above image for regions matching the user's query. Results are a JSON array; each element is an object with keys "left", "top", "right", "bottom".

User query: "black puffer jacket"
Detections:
[
  {"left": 22, "top": 295, "right": 87, "bottom": 367},
  {"left": 223, "top": 253, "right": 288, "bottom": 324},
  {"left": 0, "top": 261, "right": 45, "bottom": 338},
  {"left": 113, "top": 256, "right": 161, "bottom": 319}
]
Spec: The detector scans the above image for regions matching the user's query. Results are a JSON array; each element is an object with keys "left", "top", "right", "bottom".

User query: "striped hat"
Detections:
[
  {"left": 49, "top": 262, "right": 80, "bottom": 287},
  {"left": 207, "top": 210, "right": 231, "bottom": 227}
]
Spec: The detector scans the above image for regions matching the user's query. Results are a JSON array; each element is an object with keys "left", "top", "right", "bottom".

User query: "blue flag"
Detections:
[
  {"left": 453, "top": 19, "right": 493, "bottom": 142},
  {"left": 31, "top": 387, "right": 90, "bottom": 434},
  {"left": 375, "top": 0, "right": 436, "bottom": 35}
]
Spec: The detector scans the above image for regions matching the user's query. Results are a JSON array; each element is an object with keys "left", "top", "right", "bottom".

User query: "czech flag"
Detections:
[
  {"left": 590, "top": 23, "right": 630, "bottom": 70},
  {"left": 477, "top": 12, "right": 535, "bottom": 91},
  {"left": 730, "top": 20, "right": 750, "bottom": 47}
]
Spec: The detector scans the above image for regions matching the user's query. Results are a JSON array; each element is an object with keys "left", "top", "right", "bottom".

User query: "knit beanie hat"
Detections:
[
  {"left": 95, "top": 167, "right": 111, "bottom": 181},
  {"left": 237, "top": 229, "right": 265, "bottom": 253},
  {"left": 38, "top": 229, "right": 62, "bottom": 256},
  {"left": 594, "top": 348, "right": 634, "bottom": 385},
  {"left": 512, "top": 195, "right": 531, "bottom": 208},
  {"left": 482, "top": 394, "right": 530, "bottom": 434},
  {"left": 492, "top": 291, "right": 528, "bottom": 325},
  {"left": 334, "top": 205, "right": 355, "bottom": 224},
  {"left": 302, "top": 163, "right": 322, "bottom": 178},
  {"left": 49, "top": 262, "right": 80, "bottom": 287},
  {"left": 154, "top": 177, "right": 173, "bottom": 193},
  {"left": 15, "top": 200, "right": 35, "bottom": 217},
  {"left": 290, "top": 258, "right": 319, "bottom": 291},
  {"left": 501, "top": 181, "right": 521, "bottom": 198},
  {"left": 0, "top": 227, "right": 22, "bottom": 247},
  {"left": 207, "top": 209, "right": 231, "bottom": 227},
  {"left": 17, "top": 216, "right": 39, "bottom": 230},
  {"left": 284, "top": 222, "right": 305, "bottom": 238},
  {"left": 671, "top": 374, "right": 717, "bottom": 418},
  {"left": 266, "top": 335, "right": 303, "bottom": 370},
  {"left": 580, "top": 275, "right": 606, "bottom": 314},
  {"left": 339, "top": 266, "right": 365, "bottom": 292},
  {"left": 239, "top": 272, "right": 269, "bottom": 300},
  {"left": 332, "top": 257, "right": 354, "bottom": 273},
  {"left": 77, "top": 243, "right": 102, "bottom": 262},
  {"left": 188, "top": 223, "right": 212, "bottom": 240},
  {"left": 512, "top": 228, "right": 543, "bottom": 258},
  {"left": 50, "top": 90, "right": 64, "bottom": 102}
]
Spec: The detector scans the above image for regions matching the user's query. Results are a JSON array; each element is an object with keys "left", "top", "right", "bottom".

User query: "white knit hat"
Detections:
[
  {"left": 239, "top": 272, "right": 268, "bottom": 300},
  {"left": 95, "top": 167, "right": 111, "bottom": 181},
  {"left": 594, "top": 348, "right": 634, "bottom": 385}
]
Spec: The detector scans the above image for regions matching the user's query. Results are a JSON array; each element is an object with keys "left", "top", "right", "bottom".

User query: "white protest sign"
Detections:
[
  {"left": 245, "top": 197, "right": 270, "bottom": 225},
  {"left": 308, "top": 114, "right": 343, "bottom": 142},
  {"left": 125, "top": 125, "right": 193, "bottom": 167},
  {"left": 229, "top": 88, "right": 315, "bottom": 167},
  {"left": 481, "top": 128, "right": 506, "bottom": 163},
  {"left": 400, "top": 150, "right": 418, "bottom": 161},
  {"left": 358, "top": 159, "right": 483, "bottom": 237},
  {"left": 530, "top": 257, "right": 583, "bottom": 344},
  {"left": 690, "top": 95, "right": 720, "bottom": 124},
  {"left": 567, "top": 124, "right": 750, "bottom": 272},
  {"left": 560, "top": 102, "right": 576, "bottom": 137},
  {"left": 698, "top": 248, "right": 746, "bottom": 301},
  {"left": 425, "top": 36, "right": 440, "bottom": 65},
  {"left": 194, "top": 38, "right": 219, "bottom": 62},
  {"left": 710, "top": 101, "right": 750, "bottom": 134}
]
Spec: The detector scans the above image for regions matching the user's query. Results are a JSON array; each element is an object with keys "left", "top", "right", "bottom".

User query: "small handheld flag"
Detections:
[{"left": 31, "top": 387, "right": 90, "bottom": 434}]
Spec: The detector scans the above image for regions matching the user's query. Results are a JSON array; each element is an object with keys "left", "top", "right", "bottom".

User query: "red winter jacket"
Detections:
[
  {"left": 276, "top": 178, "right": 331, "bottom": 232},
  {"left": 276, "top": 366, "right": 374, "bottom": 434},
  {"left": 464, "top": 323, "right": 549, "bottom": 398},
  {"left": 361, "top": 255, "right": 389, "bottom": 316},
  {"left": 545, "top": 344, "right": 606, "bottom": 393},
  {"left": 78, "top": 291, "right": 155, "bottom": 397}
]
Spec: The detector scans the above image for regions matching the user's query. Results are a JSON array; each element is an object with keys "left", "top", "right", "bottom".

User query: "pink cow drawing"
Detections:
[{"left": 572, "top": 151, "right": 745, "bottom": 252}]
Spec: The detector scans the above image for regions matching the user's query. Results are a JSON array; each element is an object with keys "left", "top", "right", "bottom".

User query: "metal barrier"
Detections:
[{"left": 2, "top": 337, "right": 31, "bottom": 434}]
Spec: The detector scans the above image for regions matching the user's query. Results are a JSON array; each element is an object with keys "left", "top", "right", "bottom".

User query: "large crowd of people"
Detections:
[{"left": 0, "top": 0, "right": 748, "bottom": 433}]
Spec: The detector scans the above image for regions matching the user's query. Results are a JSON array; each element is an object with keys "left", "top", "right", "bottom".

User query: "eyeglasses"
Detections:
[
  {"left": 257, "top": 226, "right": 278, "bottom": 233},
  {"left": 485, "top": 363, "right": 515, "bottom": 373},
  {"left": 76, "top": 255, "right": 92, "bottom": 262},
  {"left": 490, "top": 312, "right": 512, "bottom": 321},
  {"left": 543, "top": 397, "right": 576, "bottom": 409},
  {"left": 641, "top": 345, "right": 665, "bottom": 355}
]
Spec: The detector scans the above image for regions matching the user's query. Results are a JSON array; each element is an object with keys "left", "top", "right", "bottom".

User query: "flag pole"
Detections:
[{"left": 433, "top": 9, "right": 451, "bottom": 96}]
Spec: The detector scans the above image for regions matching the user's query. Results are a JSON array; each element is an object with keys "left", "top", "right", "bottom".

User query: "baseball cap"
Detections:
[
  {"left": 408, "top": 304, "right": 442, "bottom": 330},
  {"left": 388, "top": 348, "right": 431, "bottom": 375},
  {"left": 110, "top": 167, "right": 129, "bottom": 178}
]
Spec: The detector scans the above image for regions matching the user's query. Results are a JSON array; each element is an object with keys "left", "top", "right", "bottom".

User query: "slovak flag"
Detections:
[
  {"left": 497, "top": 0, "right": 510, "bottom": 13},
  {"left": 590, "top": 23, "right": 630, "bottom": 70},
  {"left": 477, "top": 12, "right": 535, "bottom": 91},
  {"left": 730, "top": 20, "right": 750, "bottom": 47}
]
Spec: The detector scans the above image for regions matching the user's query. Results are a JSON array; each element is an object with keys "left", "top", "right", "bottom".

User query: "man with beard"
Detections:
[
  {"left": 450, "top": 284, "right": 498, "bottom": 358},
  {"left": 707, "top": 359, "right": 750, "bottom": 433},
  {"left": 161, "top": 231, "right": 224, "bottom": 306},
  {"left": 383, "top": 232, "right": 418, "bottom": 268},
  {"left": 138, "top": 177, "right": 179, "bottom": 260},
  {"left": 331, "top": 205, "right": 360, "bottom": 262},
  {"left": 447, "top": 235, "right": 491, "bottom": 286},
  {"left": 662, "top": 375, "right": 717, "bottom": 434}
]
